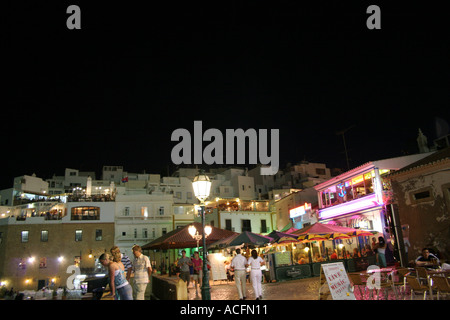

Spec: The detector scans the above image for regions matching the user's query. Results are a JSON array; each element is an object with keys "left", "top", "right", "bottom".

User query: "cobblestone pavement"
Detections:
[{"left": 187, "top": 277, "right": 321, "bottom": 300}]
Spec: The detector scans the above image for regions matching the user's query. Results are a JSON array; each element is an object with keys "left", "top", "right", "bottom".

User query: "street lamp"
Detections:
[{"left": 192, "top": 170, "right": 212, "bottom": 300}]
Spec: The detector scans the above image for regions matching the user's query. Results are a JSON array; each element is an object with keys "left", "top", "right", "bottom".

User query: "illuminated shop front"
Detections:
[
  {"left": 314, "top": 162, "right": 394, "bottom": 234},
  {"left": 314, "top": 153, "right": 435, "bottom": 238}
]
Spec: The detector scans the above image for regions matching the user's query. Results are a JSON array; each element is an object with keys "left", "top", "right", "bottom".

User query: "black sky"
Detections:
[{"left": 3, "top": 1, "right": 449, "bottom": 189}]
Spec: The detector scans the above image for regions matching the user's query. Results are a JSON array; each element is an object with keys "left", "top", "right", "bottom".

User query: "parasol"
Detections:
[
  {"left": 297, "top": 233, "right": 328, "bottom": 242},
  {"left": 345, "top": 230, "right": 375, "bottom": 237},
  {"left": 325, "top": 232, "right": 352, "bottom": 240},
  {"left": 267, "top": 231, "right": 299, "bottom": 244},
  {"left": 208, "top": 231, "right": 273, "bottom": 249}
]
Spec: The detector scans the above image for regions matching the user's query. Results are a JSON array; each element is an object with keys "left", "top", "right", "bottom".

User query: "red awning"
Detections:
[{"left": 142, "top": 222, "right": 238, "bottom": 250}]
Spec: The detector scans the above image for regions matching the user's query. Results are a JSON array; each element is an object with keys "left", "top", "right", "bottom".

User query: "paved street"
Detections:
[{"left": 188, "top": 277, "right": 321, "bottom": 300}]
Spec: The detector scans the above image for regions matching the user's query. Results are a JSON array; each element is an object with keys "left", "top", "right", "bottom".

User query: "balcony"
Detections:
[
  {"left": 318, "top": 193, "right": 383, "bottom": 220},
  {"left": 208, "top": 199, "right": 270, "bottom": 213},
  {"left": 67, "top": 194, "right": 115, "bottom": 202}
]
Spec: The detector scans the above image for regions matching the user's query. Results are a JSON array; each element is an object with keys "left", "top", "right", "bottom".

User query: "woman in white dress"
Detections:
[{"left": 246, "top": 249, "right": 265, "bottom": 300}]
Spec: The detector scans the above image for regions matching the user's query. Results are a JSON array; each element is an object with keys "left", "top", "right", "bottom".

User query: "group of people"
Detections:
[
  {"left": 99, "top": 245, "right": 152, "bottom": 300},
  {"left": 230, "top": 249, "right": 265, "bottom": 300},
  {"left": 295, "top": 236, "right": 387, "bottom": 266},
  {"left": 177, "top": 250, "right": 208, "bottom": 296}
]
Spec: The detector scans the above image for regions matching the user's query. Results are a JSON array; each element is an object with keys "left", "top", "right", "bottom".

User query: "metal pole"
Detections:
[{"left": 201, "top": 203, "right": 211, "bottom": 300}]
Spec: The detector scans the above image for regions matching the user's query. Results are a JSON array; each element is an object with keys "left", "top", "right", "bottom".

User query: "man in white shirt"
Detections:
[
  {"left": 132, "top": 245, "right": 152, "bottom": 300},
  {"left": 230, "top": 248, "right": 247, "bottom": 300}
]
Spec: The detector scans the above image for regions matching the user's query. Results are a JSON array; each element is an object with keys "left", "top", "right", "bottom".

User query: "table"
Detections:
[{"left": 354, "top": 267, "right": 397, "bottom": 299}]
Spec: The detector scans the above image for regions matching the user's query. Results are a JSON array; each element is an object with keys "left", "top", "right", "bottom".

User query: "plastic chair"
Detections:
[
  {"left": 415, "top": 267, "right": 429, "bottom": 285},
  {"left": 431, "top": 275, "right": 450, "bottom": 300},
  {"left": 406, "top": 275, "right": 429, "bottom": 300},
  {"left": 349, "top": 273, "right": 369, "bottom": 300},
  {"left": 391, "top": 268, "right": 411, "bottom": 299}
]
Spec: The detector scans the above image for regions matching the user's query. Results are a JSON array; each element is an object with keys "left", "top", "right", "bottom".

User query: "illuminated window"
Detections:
[
  {"left": 41, "top": 230, "right": 49, "bottom": 242},
  {"left": 75, "top": 230, "right": 82, "bottom": 241},
  {"left": 71, "top": 207, "right": 100, "bottom": 220},
  {"left": 21, "top": 231, "right": 29, "bottom": 243}
]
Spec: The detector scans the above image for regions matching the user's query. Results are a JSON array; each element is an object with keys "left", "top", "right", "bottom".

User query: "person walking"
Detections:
[
  {"left": 230, "top": 248, "right": 248, "bottom": 300},
  {"left": 99, "top": 252, "right": 133, "bottom": 300},
  {"left": 246, "top": 250, "right": 265, "bottom": 300},
  {"left": 191, "top": 251, "right": 203, "bottom": 296},
  {"left": 131, "top": 245, "right": 152, "bottom": 300},
  {"left": 178, "top": 250, "right": 192, "bottom": 289}
]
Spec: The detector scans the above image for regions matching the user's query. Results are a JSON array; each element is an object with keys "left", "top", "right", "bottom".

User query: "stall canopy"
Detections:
[
  {"left": 292, "top": 222, "right": 374, "bottom": 240},
  {"left": 142, "top": 222, "right": 237, "bottom": 250},
  {"left": 208, "top": 231, "right": 273, "bottom": 249}
]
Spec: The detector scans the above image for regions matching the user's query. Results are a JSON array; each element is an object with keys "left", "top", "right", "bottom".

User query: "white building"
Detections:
[
  {"left": 114, "top": 191, "right": 174, "bottom": 258},
  {"left": 274, "top": 188, "right": 318, "bottom": 230}
]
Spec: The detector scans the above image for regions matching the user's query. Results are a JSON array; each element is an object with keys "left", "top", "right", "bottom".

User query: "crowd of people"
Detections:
[{"left": 295, "top": 236, "right": 385, "bottom": 265}]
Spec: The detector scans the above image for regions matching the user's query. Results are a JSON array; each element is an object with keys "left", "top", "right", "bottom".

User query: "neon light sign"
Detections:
[{"left": 318, "top": 193, "right": 382, "bottom": 220}]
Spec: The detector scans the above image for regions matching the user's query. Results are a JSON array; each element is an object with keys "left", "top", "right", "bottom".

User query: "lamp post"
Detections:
[{"left": 192, "top": 170, "right": 212, "bottom": 300}]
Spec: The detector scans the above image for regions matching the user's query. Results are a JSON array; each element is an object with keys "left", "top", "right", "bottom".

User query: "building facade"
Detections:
[
  {"left": 314, "top": 153, "right": 434, "bottom": 236},
  {"left": 0, "top": 200, "right": 115, "bottom": 291},
  {"left": 388, "top": 147, "right": 450, "bottom": 264}
]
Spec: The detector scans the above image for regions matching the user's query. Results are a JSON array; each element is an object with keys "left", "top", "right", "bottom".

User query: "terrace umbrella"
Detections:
[
  {"left": 325, "top": 232, "right": 352, "bottom": 240},
  {"left": 346, "top": 230, "right": 375, "bottom": 237},
  {"left": 208, "top": 231, "right": 273, "bottom": 249},
  {"left": 297, "top": 233, "right": 328, "bottom": 242},
  {"left": 267, "top": 231, "right": 299, "bottom": 244}
]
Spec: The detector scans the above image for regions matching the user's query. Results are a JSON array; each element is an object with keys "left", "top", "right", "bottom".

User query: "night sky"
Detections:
[{"left": 3, "top": 1, "right": 449, "bottom": 189}]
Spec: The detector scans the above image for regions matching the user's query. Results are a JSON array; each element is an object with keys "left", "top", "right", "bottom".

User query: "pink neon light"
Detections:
[{"left": 318, "top": 193, "right": 382, "bottom": 220}]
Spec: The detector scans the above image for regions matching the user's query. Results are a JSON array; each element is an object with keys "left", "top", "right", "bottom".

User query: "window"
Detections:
[
  {"left": 175, "top": 192, "right": 181, "bottom": 199},
  {"left": 162, "top": 228, "right": 167, "bottom": 235},
  {"left": 71, "top": 207, "right": 100, "bottom": 220},
  {"left": 41, "top": 230, "right": 49, "bottom": 242},
  {"left": 320, "top": 171, "right": 376, "bottom": 208},
  {"left": 134, "top": 228, "right": 137, "bottom": 238},
  {"left": 141, "top": 207, "right": 148, "bottom": 218},
  {"left": 95, "top": 229, "right": 102, "bottom": 241},
  {"left": 75, "top": 230, "right": 83, "bottom": 242},
  {"left": 187, "top": 192, "right": 192, "bottom": 199},
  {"left": 414, "top": 191, "right": 430, "bottom": 200},
  {"left": 410, "top": 187, "right": 434, "bottom": 204},
  {"left": 242, "top": 219, "right": 251, "bottom": 232},
  {"left": 159, "top": 207, "right": 165, "bottom": 215},
  {"left": 261, "top": 220, "right": 267, "bottom": 233},
  {"left": 225, "top": 219, "right": 232, "bottom": 231},
  {"left": 124, "top": 207, "right": 130, "bottom": 216},
  {"left": 142, "top": 228, "right": 148, "bottom": 239},
  {"left": 21, "top": 231, "right": 29, "bottom": 243}
]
